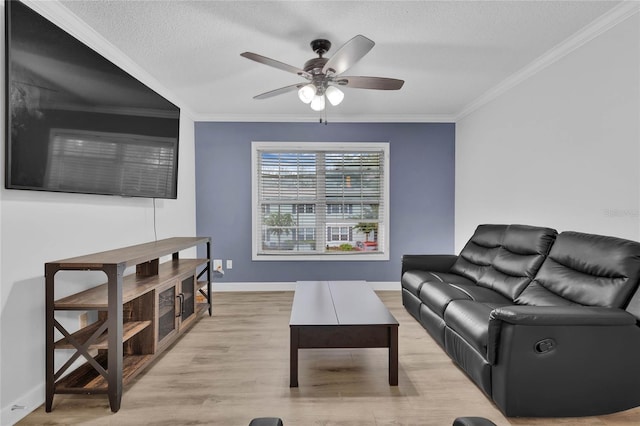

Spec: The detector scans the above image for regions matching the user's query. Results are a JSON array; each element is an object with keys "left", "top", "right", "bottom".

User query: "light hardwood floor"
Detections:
[{"left": 20, "top": 291, "right": 640, "bottom": 426}]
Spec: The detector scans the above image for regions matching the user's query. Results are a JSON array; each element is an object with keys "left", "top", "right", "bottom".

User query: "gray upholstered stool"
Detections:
[
  {"left": 453, "top": 417, "right": 497, "bottom": 426},
  {"left": 248, "top": 418, "right": 284, "bottom": 426}
]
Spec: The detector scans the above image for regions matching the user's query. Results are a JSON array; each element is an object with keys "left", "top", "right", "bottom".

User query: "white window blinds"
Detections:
[{"left": 253, "top": 142, "right": 389, "bottom": 260}]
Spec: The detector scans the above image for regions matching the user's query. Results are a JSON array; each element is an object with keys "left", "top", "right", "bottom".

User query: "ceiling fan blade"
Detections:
[
  {"left": 335, "top": 76, "right": 404, "bottom": 90},
  {"left": 322, "top": 35, "right": 375, "bottom": 75},
  {"left": 241, "top": 52, "right": 311, "bottom": 79},
  {"left": 253, "top": 83, "right": 304, "bottom": 100}
]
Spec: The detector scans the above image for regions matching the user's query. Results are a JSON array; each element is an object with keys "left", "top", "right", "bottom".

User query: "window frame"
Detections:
[{"left": 251, "top": 141, "right": 390, "bottom": 261}]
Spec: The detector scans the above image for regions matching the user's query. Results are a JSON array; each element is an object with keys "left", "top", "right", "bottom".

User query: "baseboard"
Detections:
[
  {"left": 1, "top": 383, "right": 44, "bottom": 426},
  {"left": 212, "top": 281, "right": 401, "bottom": 292}
]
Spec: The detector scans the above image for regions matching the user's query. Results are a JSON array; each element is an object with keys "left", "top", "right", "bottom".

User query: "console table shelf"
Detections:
[
  {"left": 54, "top": 353, "right": 155, "bottom": 393},
  {"left": 45, "top": 237, "right": 212, "bottom": 413},
  {"left": 54, "top": 258, "right": 209, "bottom": 310},
  {"left": 54, "top": 320, "right": 152, "bottom": 350}
]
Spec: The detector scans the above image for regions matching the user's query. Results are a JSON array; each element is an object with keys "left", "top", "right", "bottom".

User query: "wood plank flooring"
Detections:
[{"left": 19, "top": 291, "right": 640, "bottom": 425}]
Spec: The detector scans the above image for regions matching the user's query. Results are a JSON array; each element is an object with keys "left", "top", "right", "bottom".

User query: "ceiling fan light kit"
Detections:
[
  {"left": 241, "top": 35, "right": 404, "bottom": 113},
  {"left": 298, "top": 83, "right": 316, "bottom": 104},
  {"left": 325, "top": 86, "right": 344, "bottom": 106},
  {"left": 310, "top": 93, "right": 325, "bottom": 111}
]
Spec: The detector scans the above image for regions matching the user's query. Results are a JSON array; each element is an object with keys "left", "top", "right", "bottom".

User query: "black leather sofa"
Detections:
[{"left": 402, "top": 224, "right": 640, "bottom": 417}]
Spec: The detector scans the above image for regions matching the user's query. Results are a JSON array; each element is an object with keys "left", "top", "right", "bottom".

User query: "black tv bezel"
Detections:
[{"left": 4, "top": 0, "right": 181, "bottom": 199}]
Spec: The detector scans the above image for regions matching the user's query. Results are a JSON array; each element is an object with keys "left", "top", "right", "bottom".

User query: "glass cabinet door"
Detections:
[
  {"left": 181, "top": 276, "right": 195, "bottom": 321},
  {"left": 157, "top": 284, "right": 177, "bottom": 345}
]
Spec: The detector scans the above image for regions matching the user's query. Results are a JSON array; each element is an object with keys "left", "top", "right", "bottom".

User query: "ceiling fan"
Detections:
[{"left": 240, "top": 35, "right": 404, "bottom": 111}]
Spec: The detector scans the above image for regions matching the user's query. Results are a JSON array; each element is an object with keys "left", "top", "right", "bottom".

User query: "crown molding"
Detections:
[
  {"left": 19, "top": 0, "right": 198, "bottom": 120},
  {"left": 456, "top": 1, "right": 640, "bottom": 121},
  {"left": 190, "top": 112, "right": 456, "bottom": 123}
]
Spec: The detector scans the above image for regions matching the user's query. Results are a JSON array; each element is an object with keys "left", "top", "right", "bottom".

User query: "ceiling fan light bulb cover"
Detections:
[
  {"left": 310, "top": 94, "right": 325, "bottom": 111},
  {"left": 298, "top": 84, "right": 316, "bottom": 104},
  {"left": 325, "top": 86, "right": 344, "bottom": 106}
]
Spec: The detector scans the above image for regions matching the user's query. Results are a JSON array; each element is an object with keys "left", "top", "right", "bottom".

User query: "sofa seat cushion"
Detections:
[
  {"left": 451, "top": 284, "right": 513, "bottom": 305},
  {"left": 444, "top": 300, "right": 509, "bottom": 358},
  {"left": 404, "top": 269, "right": 474, "bottom": 297},
  {"left": 420, "top": 280, "right": 512, "bottom": 318},
  {"left": 402, "top": 270, "right": 437, "bottom": 296},
  {"left": 419, "top": 281, "right": 473, "bottom": 317},
  {"left": 517, "top": 231, "right": 640, "bottom": 309},
  {"left": 423, "top": 271, "right": 477, "bottom": 286}
]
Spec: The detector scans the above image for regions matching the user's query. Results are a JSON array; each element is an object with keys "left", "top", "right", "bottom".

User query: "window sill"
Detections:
[{"left": 252, "top": 253, "right": 390, "bottom": 261}]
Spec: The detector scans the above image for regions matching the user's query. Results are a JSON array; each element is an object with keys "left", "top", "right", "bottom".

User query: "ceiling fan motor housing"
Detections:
[
  {"left": 305, "top": 39, "right": 332, "bottom": 77},
  {"left": 310, "top": 39, "right": 331, "bottom": 56},
  {"left": 303, "top": 57, "right": 328, "bottom": 75}
]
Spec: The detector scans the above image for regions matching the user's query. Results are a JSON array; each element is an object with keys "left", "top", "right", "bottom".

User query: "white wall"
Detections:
[
  {"left": 455, "top": 11, "right": 640, "bottom": 251},
  {"left": 0, "top": 2, "right": 197, "bottom": 424}
]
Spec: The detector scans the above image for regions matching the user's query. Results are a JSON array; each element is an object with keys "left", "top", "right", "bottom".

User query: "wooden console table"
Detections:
[{"left": 45, "top": 237, "right": 211, "bottom": 412}]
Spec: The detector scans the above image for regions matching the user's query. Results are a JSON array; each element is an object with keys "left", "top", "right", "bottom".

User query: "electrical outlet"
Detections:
[
  {"left": 213, "top": 259, "right": 223, "bottom": 271},
  {"left": 226, "top": 260, "right": 233, "bottom": 269}
]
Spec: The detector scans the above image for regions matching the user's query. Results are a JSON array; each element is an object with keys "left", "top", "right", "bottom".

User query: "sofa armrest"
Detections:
[
  {"left": 490, "top": 305, "right": 636, "bottom": 326},
  {"left": 487, "top": 305, "right": 640, "bottom": 416},
  {"left": 401, "top": 254, "right": 458, "bottom": 276},
  {"left": 487, "top": 305, "right": 636, "bottom": 364}
]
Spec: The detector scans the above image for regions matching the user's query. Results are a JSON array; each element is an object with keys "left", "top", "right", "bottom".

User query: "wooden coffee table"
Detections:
[{"left": 289, "top": 281, "right": 399, "bottom": 387}]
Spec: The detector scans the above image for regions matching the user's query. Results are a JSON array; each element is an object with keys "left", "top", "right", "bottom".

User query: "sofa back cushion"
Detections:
[
  {"left": 450, "top": 224, "right": 507, "bottom": 283},
  {"left": 476, "top": 225, "right": 557, "bottom": 301},
  {"left": 516, "top": 231, "right": 640, "bottom": 310}
]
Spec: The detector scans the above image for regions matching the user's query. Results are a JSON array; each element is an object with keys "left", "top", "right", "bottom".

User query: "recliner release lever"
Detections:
[{"left": 534, "top": 338, "right": 556, "bottom": 354}]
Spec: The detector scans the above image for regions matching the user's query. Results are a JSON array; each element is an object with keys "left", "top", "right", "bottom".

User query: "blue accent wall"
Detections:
[{"left": 195, "top": 122, "right": 455, "bottom": 282}]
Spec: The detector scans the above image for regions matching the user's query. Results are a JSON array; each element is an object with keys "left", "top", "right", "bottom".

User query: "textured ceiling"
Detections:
[{"left": 54, "top": 0, "right": 624, "bottom": 121}]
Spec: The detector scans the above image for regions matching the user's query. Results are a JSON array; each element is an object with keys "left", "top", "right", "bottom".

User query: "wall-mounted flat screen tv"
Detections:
[{"left": 5, "top": 0, "right": 180, "bottom": 199}]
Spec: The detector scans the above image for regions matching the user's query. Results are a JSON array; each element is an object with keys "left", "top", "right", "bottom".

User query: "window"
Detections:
[
  {"left": 328, "top": 226, "right": 352, "bottom": 241},
  {"left": 293, "top": 204, "right": 315, "bottom": 214},
  {"left": 252, "top": 142, "right": 389, "bottom": 260}
]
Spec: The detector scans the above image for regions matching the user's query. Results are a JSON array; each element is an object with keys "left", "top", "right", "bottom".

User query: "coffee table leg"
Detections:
[
  {"left": 290, "top": 326, "right": 299, "bottom": 387},
  {"left": 389, "top": 325, "right": 398, "bottom": 386}
]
